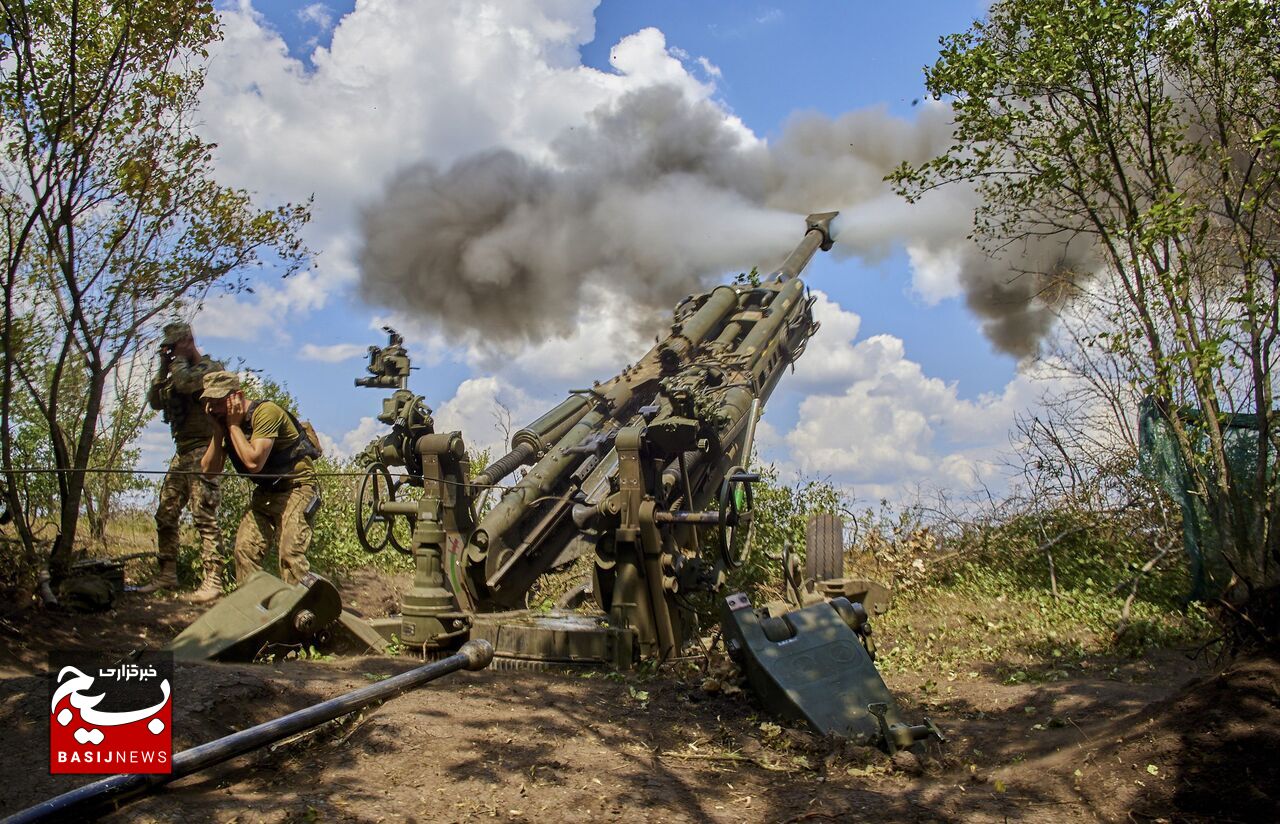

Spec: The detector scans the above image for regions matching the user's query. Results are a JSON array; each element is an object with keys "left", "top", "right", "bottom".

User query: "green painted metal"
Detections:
[
  {"left": 721, "top": 591, "right": 941, "bottom": 750},
  {"left": 167, "top": 571, "right": 341, "bottom": 661},
  {"left": 469, "top": 611, "right": 634, "bottom": 669}
]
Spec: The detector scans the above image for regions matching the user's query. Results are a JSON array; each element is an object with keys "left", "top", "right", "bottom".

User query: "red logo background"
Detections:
[{"left": 49, "top": 653, "right": 173, "bottom": 775}]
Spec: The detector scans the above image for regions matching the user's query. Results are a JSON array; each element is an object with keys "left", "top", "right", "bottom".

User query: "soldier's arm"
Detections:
[
  {"left": 147, "top": 361, "right": 171, "bottom": 411},
  {"left": 201, "top": 430, "right": 225, "bottom": 476},
  {"left": 172, "top": 357, "right": 221, "bottom": 395},
  {"left": 146, "top": 381, "right": 167, "bottom": 411},
  {"left": 227, "top": 425, "right": 274, "bottom": 474},
  {"left": 225, "top": 395, "right": 275, "bottom": 473}
]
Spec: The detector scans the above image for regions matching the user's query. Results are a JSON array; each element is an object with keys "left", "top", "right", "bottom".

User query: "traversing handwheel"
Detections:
[
  {"left": 356, "top": 463, "right": 394, "bottom": 553},
  {"left": 718, "top": 467, "right": 758, "bottom": 569},
  {"left": 387, "top": 479, "right": 416, "bottom": 556}
]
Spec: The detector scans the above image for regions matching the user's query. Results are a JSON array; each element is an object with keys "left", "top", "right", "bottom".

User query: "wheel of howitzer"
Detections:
[
  {"left": 719, "top": 467, "right": 757, "bottom": 569},
  {"left": 356, "top": 463, "right": 394, "bottom": 553},
  {"left": 805, "top": 512, "right": 844, "bottom": 583}
]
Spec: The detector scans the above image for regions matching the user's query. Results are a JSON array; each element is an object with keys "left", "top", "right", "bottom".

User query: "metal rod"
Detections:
[
  {"left": 654, "top": 511, "right": 727, "bottom": 525},
  {"left": 6, "top": 640, "right": 495, "bottom": 824}
]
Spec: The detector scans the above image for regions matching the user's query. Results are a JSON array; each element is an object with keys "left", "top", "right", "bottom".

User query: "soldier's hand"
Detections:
[{"left": 225, "top": 395, "right": 245, "bottom": 426}]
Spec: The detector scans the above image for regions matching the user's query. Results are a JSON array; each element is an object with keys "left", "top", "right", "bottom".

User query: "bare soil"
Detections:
[{"left": 1, "top": 577, "right": 1276, "bottom": 823}]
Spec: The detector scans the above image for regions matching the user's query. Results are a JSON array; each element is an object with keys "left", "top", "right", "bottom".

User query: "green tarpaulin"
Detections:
[{"left": 1138, "top": 397, "right": 1276, "bottom": 601}]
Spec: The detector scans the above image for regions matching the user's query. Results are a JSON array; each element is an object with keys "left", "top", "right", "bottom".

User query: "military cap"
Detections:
[
  {"left": 200, "top": 370, "right": 241, "bottom": 400},
  {"left": 162, "top": 321, "right": 193, "bottom": 345}
]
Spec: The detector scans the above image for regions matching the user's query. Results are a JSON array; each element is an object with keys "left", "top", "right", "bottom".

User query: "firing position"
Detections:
[
  {"left": 142, "top": 322, "right": 224, "bottom": 599},
  {"left": 200, "top": 371, "right": 321, "bottom": 586}
]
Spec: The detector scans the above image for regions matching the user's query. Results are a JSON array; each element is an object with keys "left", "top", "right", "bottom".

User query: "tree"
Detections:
[
  {"left": 892, "top": 0, "right": 1280, "bottom": 637},
  {"left": 80, "top": 356, "right": 154, "bottom": 545},
  {"left": 0, "top": 0, "right": 310, "bottom": 595}
]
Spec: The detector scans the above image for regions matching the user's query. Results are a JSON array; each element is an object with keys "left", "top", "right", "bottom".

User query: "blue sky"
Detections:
[{"left": 145, "top": 1, "right": 1050, "bottom": 505}]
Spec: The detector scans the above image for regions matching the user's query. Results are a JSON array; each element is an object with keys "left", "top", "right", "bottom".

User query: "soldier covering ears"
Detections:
[{"left": 200, "top": 371, "right": 322, "bottom": 586}]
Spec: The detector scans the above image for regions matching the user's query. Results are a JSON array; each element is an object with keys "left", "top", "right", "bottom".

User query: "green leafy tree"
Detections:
[
  {"left": 0, "top": 0, "right": 311, "bottom": 595},
  {"left": 892, "top": 0, "right": 1280, "bottom": 636}
]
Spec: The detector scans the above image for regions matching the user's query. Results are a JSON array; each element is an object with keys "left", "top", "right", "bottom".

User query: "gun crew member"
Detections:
[
  {"left": 142, "top": 322, "right": 224, "bottom": 600},
  {"left": 200, "top": 371, "right": 321, "bottom": 586}
]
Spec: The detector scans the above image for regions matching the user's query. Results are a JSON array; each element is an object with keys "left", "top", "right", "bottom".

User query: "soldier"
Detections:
[
  {"left": 199, "top": 371, "right": 321, "bottom": 586},
  {"left": 141, "top": 322, "right": 224, "bottom": 600}
]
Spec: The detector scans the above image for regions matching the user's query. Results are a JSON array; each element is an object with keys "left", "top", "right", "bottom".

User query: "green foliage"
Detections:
[
  {"left": 871, "top": 506, "right": 1213, "bottom": 676},
  {"left": 200, "top": 374, "right": 410, "bottom": 584},
  {"left": 721, "top": 472, "right": 1211, "bottom": 675},
  {"left": 731, "top": 465, "right": 849, "bottom": 597},
  {"left": 0, "top": 0, "right": 311, "bottom": 587},
  {"left": 199, "top": 455, "right": 409, "bottom": 586},
  {"left": 891, "top": 0, "right": 1280, "bottom": 627}
]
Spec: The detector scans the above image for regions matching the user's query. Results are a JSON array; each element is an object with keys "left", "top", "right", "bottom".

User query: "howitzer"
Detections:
[{"left": 354, "top": 212, "right": 839, "bottom": 661}]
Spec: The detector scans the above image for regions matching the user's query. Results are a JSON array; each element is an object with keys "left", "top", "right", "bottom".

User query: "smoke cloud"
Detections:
[{"left": 359, "top": 84, "right": 1095, "bottom": 356}]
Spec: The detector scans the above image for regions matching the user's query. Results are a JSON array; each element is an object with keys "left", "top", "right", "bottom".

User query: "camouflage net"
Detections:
[{"left": 1139, "top": 397, "right": 1276, "bottom": 601}]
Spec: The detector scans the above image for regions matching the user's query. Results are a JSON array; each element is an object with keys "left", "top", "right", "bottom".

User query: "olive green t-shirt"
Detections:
[{"left": 244, "top": 401, "right": 317, "bottom": 486}]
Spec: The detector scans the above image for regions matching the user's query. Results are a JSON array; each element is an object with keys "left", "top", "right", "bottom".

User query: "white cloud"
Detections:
[
  {"left": 299, "top": 342, "right": 367, "bottom": 363},
  {"left": 906, "top": 242, "right": 964, "bottom": 304},
  {"left": 376, "top": 284, "right": 657, "bottom": 393},
  {"left": 175, "top": 2, "right": 1062, "bottom": 505},
  {"left": 772, "top": 293, "right": 1054, "bottom": 501},
  {"left": 432, "top": 377, "right": 552, "bottom": 458},
  {"left": 194, "top": 1, "right": 728, "bottom": 337},
  {"left": 325, "top": 415, "right": 386, "bottom": 460},
  {"left": 195, "top": 281, "right": 300, "bottom": 344},
  {"left": 297, "top": 3, "right": 334, "bottom": 32},
  {"left": 609, "top": 28, "right": 713, "bottom": 99}
]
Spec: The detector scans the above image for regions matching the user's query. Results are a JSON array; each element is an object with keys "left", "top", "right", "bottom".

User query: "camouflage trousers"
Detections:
[
  {"left": 155, "top": 446, "right": 222, "bottom": 568},
  {"left": 233, "top": 483, "right": 317, "bottom": 586}
]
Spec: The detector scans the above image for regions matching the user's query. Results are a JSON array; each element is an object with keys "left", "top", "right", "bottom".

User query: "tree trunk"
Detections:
[{"left": 49, "top": 366, "right": 107, "bottom": 583}]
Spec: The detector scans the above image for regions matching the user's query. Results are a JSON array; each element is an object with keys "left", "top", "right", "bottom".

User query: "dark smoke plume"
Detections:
[{"left": 359, "top": 84, "right": 1095, "bottom": 355}]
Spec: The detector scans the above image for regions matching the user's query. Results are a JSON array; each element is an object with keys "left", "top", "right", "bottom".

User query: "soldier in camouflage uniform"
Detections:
[
  {"left": 200, "top": 371, "right": 321, "bottom": 586},
  {"left": 141, "top": 322, "right": 225, "bottom": 601}
]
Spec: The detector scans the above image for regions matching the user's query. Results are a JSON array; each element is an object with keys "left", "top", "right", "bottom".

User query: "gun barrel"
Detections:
[
  {"left": 451, "top": 211, "right": 839, "bottom": 618},
  {"left": 473, "top": 395, "right": 592, "bottom": 487},
  {"left": 659, "top": 284, "right": 739, "bottom": 366},
  {"left": 470, "top": 376, "right": 639, "bottom": 555},
  {"left": 735, "top": 277, "right": 806, "bottom": 368},
  {"left": 772, "top": 211, "right": 838, "bottom": 281}
]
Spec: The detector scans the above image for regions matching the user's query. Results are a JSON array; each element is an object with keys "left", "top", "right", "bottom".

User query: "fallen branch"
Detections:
[
  {"left": 1110, "top": 544, "right": 1174, "bottom": 596},
  {"left": 1114, "top": 544, "right": 1176, "bottom": 640},
  {"left": 658, "top": 750, "right": 797, "bottom": 773}
]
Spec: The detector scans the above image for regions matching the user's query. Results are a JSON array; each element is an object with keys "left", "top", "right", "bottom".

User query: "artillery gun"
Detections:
[
  {"left": 169, "top": 212, "right": 941, "bottom": 751},
  {"left": 353, "top": 212, "right": 839, "bottom": 663}
]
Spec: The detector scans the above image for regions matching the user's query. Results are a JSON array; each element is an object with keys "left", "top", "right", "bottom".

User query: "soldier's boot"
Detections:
[
  {"left": 188, "top": 566, "right": 223, "bottom": 604},
  {"left": 137, "top": 559, "right": 179, "bottom": 593}
]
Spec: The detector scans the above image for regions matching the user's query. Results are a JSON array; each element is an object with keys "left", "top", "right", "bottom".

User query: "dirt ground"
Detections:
[{"left": 1, "top": 574, "right": 1276, "bottom": 823}]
